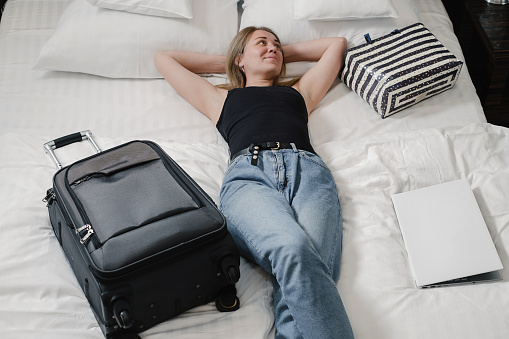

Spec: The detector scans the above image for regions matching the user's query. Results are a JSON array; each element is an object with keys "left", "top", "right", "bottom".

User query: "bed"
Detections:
[{"left": 1, "top": 0, "right": 508, "bottom": 338}]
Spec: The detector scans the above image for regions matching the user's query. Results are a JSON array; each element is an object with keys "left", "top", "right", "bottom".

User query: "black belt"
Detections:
[{"left": 230, "top": 142, "right": 295, "bottom": 165}]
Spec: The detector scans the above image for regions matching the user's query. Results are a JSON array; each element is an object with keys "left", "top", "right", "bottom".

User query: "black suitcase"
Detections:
[{"left": 42, "top": 131, "right": 240, "bottom": 339}]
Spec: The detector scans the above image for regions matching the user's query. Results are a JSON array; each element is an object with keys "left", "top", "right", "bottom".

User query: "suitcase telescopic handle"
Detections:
[{"left": 43, "top": 130, "right": 101, "bottom": 169}]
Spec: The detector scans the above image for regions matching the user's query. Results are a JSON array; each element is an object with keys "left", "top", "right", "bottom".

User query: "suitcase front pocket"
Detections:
[
  {"left": 72, "top": 158, "right": 200, "bottom": 245},
  {"left": 61, "top": 140, "right": 226, "bottom": 275}
]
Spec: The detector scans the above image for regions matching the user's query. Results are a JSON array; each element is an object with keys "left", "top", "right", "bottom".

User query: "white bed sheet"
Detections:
[
  {"left": 1, "top": 124, "right": 508, "bottom": 339},
  {"left": 0, "top": 0, "right": 485, "bottom": 142},
  {"left": 320, "top": 122, "right": 509, "bottom": 339},
  {"left": 1, "top": 0, "right": 507, "bottom": 339}
]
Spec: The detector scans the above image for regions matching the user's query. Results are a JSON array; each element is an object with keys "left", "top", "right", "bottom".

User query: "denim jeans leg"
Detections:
[
  {"left": 220, "top": 151, "right": 354, "bottom": 339},
  {"left": 272, "top": 278, "right": 303, "bottom": 339},
  {"left": 288, "top": 151, "right": 344, "bottom": 282}
]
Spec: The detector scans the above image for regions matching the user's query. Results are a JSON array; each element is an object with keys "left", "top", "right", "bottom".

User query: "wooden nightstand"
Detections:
[{"left": 443, "top": 0, "right": 509, "bottom": 127}]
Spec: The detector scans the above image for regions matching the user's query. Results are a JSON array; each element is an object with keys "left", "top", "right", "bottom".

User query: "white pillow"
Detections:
[
  {"left": 294, "top": 0, "right": 398, "bottom": 21},
  {"left": 241, "top": 0, "right": 419, "bottom": 76},
  {"left": 86, "top": 0, "right": 193, "bottom": 18},
  {"left": 242, "top": 0, "right": 419, "bottom": 46},
  {"left": 33, "top": 0, "right": 239, "bottom": 78}
]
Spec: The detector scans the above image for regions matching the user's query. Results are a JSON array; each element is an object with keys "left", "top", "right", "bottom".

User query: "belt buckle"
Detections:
[{"left": 271, "top": 142, "right": 281, "bottom": 150}]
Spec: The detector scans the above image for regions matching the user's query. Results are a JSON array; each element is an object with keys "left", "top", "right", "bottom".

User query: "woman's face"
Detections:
[{"left": 238, "top": 30, "right": 283, "bottom": 81}]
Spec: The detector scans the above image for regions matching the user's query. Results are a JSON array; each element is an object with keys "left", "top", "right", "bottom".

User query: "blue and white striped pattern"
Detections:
[{"left": 341, "top": 23, "right": 463, "bottom": 118}]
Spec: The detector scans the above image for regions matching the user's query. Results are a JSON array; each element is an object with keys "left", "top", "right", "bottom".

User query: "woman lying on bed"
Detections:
[{"left": 154, "top": 26, "right": 353, "bottom": 339}]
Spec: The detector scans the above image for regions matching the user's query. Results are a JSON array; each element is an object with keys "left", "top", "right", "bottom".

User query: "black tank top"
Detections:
[{"left": 216, "top": 86, "right": 314, "bottom": 156}]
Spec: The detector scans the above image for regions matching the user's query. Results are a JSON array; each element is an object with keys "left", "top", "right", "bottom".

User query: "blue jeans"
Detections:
[{"left": 219, "top": 145, "right": 354, "bottom": 339}]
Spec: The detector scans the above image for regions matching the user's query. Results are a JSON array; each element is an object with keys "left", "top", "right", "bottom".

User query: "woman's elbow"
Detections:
[
  {"left": 154, "top": 51, "right": 166, "bottom": 67},
  {"left": 333, "top": 37, "right": 347, "bottom": 60},
  {"left": 324, "top": 37, "right": 347, "bottom": 56},
  {"left": 154, "top": 51, "right": 171, "bottom": 62},
  {"left": 335, "top": 37, "right": 347, "bottom": 51},
  {"left": 154, "top": 51, "right": 178, "bottom": 73}
]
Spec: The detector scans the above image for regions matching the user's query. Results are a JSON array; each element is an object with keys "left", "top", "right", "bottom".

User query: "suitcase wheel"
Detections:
[
  {"left": 112, "top": 298, "right": 134, "bottom": 329},
  {"left": 225, "top": 266, "right": 240, "bottom": 285},
  {"left": 215, "top": 285, "right": 240, "bottom": 312},
  {"left": 220, "top": 256, "right": 240, "bottom": 284}
]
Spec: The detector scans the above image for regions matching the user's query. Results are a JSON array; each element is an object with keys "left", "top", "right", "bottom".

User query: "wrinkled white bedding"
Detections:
[
  {"left": 1, "top": 0, "right": 507, "bottom": 338},
  {"left": 1, "top": 123, "right": 508, "bottom": 338},
  {"left": 320, "top": 123, "right": 509, "bottom": 339}
]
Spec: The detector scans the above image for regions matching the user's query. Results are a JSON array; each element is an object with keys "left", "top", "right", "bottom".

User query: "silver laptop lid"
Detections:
[{"left": 391, "top": 179, "right": 503, "bottom": 287}]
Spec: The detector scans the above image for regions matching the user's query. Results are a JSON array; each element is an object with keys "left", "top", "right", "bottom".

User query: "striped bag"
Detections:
[{"left": 340, "top": 23, "right": 463, "bottom": 118}]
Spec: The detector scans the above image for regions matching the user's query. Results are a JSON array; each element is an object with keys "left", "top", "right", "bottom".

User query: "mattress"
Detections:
[{"left": 1, "top": 0, "right": 508, "bottom": 338}]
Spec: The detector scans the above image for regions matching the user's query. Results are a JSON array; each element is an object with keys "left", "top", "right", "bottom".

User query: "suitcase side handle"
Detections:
[{"left": 43, "top": 130, "right": 101, "bottom": 169}]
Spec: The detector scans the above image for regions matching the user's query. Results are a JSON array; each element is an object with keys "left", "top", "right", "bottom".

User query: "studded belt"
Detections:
[{"left": 230, "top": 142, "right": 295, "bottom": 165}]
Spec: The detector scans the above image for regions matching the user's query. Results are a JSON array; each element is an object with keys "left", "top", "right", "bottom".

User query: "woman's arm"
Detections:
[
  {"left": 154, "top": 51, "right": 228, "bottom": 124},
  {"left": 284, "top": 37, "right": 347, "bottom": 114}
]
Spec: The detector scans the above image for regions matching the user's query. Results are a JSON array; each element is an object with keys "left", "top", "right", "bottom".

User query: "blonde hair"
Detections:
[{"left": 218, "top": 26, "right": 299, "bottom": 90}]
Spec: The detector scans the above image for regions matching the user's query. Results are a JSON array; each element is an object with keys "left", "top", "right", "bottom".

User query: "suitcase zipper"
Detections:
[
  {"left": 43, "top": 188, "right": 74, "bottom": 228},
  {"left": 76, "top": 224, "right": 95, "bottom": 244},
  {"left": 49, "top": 178, "right": 99, "bottom": 247},
  {"left": 71, "top": 174, "right": 99, "bottom": 244},
  {"left": 71, "top": 175, "right": 91, "bottom": 187},
  {"left": 64, "top": 173, "right": 101, "bottom": 248},
  {"left": 43, "top": 189, "right": 56, "bottom": 207}
]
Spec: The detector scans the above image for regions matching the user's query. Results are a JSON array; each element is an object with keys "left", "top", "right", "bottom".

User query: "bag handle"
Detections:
[
  {"left": 43, "top": 130, "right": 101, "bottom": 169},
  {"left": 364, "top": 28, "right": 401, "bottom": 44}
]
